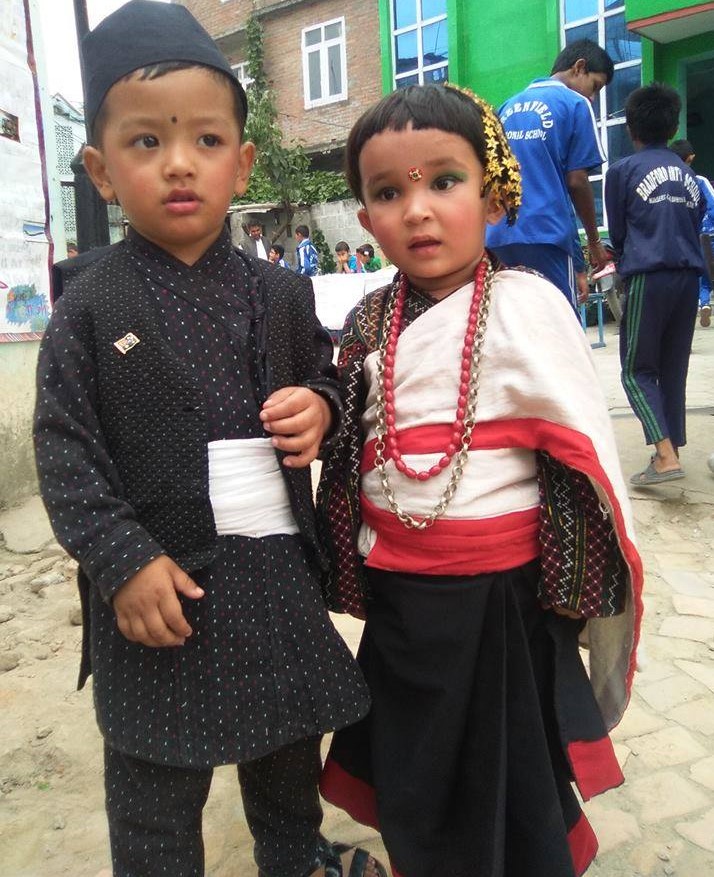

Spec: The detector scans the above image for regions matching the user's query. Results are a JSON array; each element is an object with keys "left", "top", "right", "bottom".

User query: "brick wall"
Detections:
[{"left": 178, "top": 0, "right": 383, "bottom": 153}]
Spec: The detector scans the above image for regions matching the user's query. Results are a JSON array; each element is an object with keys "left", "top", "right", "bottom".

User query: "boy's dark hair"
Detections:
[
  {"left": 625, "top": 83, "right": 681, "bottom": 144},
  {"left": 295, "top": 225, "right": 310, "bottom": 238},
  {"left": 669, "top": 138, "right": 695, "bottom": 161},
  {"left": 551, "top": 39, "right": 614, "bottom": 84},
  {"left": 358, "top": 244, "right": 375, "bottom": 259},
  {"left": 346, "top": 85, "right": 492, "bottom": 203},
  {"left": 334, "top": 240, "right": 350, "bottom": 252},
  {"left": 91, "top": 61, "right": 247, "bottom": 146},
  {"left": 271, "top": 243, "right": 285, "bottom": 258}
]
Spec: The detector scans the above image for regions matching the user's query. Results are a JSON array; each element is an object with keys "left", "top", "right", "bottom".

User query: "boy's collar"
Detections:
[{"left": 126, "top": 225, "right": 233, "bottom": 270}]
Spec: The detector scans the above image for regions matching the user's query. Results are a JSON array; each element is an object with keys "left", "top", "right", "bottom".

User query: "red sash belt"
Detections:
[{"left": 360, "top": 494, "right": 540, "bottom": 576}]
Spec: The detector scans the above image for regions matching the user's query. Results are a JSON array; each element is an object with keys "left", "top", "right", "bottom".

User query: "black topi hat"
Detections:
[{"left": 82, "top": 0, "right": 247, "bottom": 130}]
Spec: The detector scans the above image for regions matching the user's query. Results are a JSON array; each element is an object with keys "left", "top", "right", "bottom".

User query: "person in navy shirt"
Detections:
[
  {"left": 487, "top": 39, "right": 613, "bottom": 310},
  {"left": 605, "top": 84, "right": 705, "bottom": 486}
]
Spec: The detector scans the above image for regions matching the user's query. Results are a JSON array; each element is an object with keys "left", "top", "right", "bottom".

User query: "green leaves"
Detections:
[{"left": 236, "top": 15, "right": 349, "bottom": 210}]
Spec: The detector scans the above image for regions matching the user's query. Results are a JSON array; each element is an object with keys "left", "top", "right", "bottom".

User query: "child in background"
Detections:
[
  {"left": 605, "top": 86, "right": 706, "bottom": 486},
  {"left": 317, "top": 83, "right": 642, "bottom": 877},
  {"left": 33, "top": 3, "right": 381, "bottom": 877},
  {"left": 335, "top": 240, "right": 358, "bottom": 273},
  {"left": 669, "top": 138, "right": 714, "bottom": 328},
  {"left": 268, "top": 241, "right": 291, "bottom": 269},
  {"left": 356, "top": 243, "right": 382, "bottom": 272},
  {"left": 295, "top": 224, "right": 319, "bottom": 276}
]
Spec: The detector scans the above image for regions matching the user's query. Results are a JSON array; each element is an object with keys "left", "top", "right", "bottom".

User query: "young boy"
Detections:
[
  {"left": 334, "top": 241, "right": 358, "bottom": 273},
  {"left": 33, "top": 4, "right": 381, "bottom": 877},
  {"left": 605, "top": 84, "right": 706, "bottom": 485},
  {"left": 487, "top": 39, "right": 613, "bottom": 309},
  {"left": 268, "top": 242, "right": 291, "bottom": 269},
  {"left": 295, "top": 224, "right": 319, "bottom": 276}
]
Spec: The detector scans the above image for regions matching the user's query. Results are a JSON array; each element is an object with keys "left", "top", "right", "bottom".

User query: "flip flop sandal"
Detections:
[
  {"left": 327, "top": 843, "right": 388, "bottom": 877},
  {"left": 630, "top": 461, "right": 685, "bottom": 485}
]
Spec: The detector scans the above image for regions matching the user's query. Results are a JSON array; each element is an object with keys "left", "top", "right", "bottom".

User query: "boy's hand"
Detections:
[
  {"left": 260, "top": 386, "right": 331, "bottom": 467},
  {"left": 113, "top": 555, "right": 204, "bottom": 647}
]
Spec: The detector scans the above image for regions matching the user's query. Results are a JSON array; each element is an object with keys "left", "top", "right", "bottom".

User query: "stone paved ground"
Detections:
[{"left": 0, "top": 320, "right": 712, "bottom": 875}]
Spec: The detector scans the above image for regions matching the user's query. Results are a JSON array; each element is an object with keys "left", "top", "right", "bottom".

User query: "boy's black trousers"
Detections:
[{"left": 104, "top": 737, "right": 324, "bottom": 877}]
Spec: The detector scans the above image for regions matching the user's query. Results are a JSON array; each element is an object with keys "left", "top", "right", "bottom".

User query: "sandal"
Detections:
[
  {"left": 326, "top": 842, "right": 388, "bottom": 877},
  {"left": 630, "top": 460, "right": 685, "bottom": 485}
]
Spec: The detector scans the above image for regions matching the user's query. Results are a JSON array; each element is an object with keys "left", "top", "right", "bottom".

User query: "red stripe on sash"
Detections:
[
  {"left": 361, "top": 419, "right": 545, "bottom": 472},
  {"left": 362, "top": 416, "right": 643, "bottom": 698},
  {"left": 360, "top": 494, "right": 540, "bottom": 575}
]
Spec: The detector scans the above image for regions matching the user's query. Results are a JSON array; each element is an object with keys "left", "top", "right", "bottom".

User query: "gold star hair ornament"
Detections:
[
  {"left": 407, "top": 166, "right": 423, "bottom": 182},
  {"left": 445, "top": 84, "right": 522, "bottom": 226}
]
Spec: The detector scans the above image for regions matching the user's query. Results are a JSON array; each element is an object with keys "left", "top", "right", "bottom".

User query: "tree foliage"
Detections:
[
  {"left": 237, "top": 15, "right": 349, "bottom": 212},
  {"left": 312, "top": 227, "right": 336, "bottom": 275}
]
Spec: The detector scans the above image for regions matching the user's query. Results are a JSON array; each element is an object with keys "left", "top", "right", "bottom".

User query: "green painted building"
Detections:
[{"left": 379, "top": 1, "right": 714, "bottom": 221}]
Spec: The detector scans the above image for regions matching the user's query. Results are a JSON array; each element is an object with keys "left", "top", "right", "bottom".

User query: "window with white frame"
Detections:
[
  {"left": 391, "top": 0, "right": 448, "bottom": 89},
  {"left": 302, "top": 18, "right": 347, "bottom": 109},
  {"left": 561, "top": 0, "right": 642, "bottom": 226},
  {"left": 231, "top": 61, "right": 253, "bottom": 90}
]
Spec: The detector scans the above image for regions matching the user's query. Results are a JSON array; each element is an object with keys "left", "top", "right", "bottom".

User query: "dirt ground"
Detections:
[
  {"left": 2, "top": 488, "right": 714, "bottom": 876},
  {"left": 0, "top": 522, "right": 384, "bottom": 877}
]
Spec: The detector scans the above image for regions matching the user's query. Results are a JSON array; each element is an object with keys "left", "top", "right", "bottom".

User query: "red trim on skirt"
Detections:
[
  {"left": 322, "top": 755, "right": 601, "bottom": 877},
  {"left": 568, "top": 811, "right": 599, "bottom": 876},
  {"left": 320, "top": 756, "right": 379, "bottom": 831},
  {"left": 568, "top": 737, "right": 624, "bottom": 801}
]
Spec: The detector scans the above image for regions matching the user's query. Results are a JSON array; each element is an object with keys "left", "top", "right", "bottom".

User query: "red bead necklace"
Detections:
[{"left": 380, "top": 257, "right": 489, "bottom": 481}]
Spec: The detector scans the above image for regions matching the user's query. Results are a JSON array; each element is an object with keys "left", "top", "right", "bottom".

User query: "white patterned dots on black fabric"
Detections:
[{"left": 34, "top": 228, "right": 369, "bottom": 768}]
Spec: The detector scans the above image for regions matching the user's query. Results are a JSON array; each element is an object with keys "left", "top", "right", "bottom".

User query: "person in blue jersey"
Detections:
[
  {"left": 295, "top": 224, "right": 319, "bottom": 276},
  {"left": 669, "top": 139, "right": 714, "bottom": 327},
  {"left": 605, "top": 85, "right": 706, "bottom": 486},
  {"left": 487, "top": 39, "right": 613, "bottom": 311}
]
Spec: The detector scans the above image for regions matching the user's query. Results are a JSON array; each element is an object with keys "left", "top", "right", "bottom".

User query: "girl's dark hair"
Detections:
[
  {"left": 334, "top": 240, "right": 350, "bottom": 252},
  {"left": 271, "top": 243, "right": 285, "bottom": 258},
  {"left": 625, "top": 83, "right": 681, "bottom": 144},
  {"left": 357, "top": 244, "right": 374, "bottom": 258},
  {"left": 345, "top": 84, "right": 490, "bottom": 203}
]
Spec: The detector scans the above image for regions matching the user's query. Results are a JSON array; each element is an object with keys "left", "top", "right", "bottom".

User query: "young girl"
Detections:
[{"left": 316, "top": 84, "right": 643, "bottom": 877}]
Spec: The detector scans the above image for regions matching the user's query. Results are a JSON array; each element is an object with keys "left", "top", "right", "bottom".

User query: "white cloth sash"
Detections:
[{"left": 208, "top": 438, "right": 299, "bottom": 538}]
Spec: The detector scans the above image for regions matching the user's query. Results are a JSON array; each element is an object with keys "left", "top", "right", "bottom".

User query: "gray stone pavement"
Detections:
[{"left": 0, "top": 318, "right": 712, "bottom": 875}]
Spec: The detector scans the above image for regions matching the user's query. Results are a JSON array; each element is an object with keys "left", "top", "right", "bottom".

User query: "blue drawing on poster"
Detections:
[{"left": 5, "top": 282, "right": 50, "bottom": 331}]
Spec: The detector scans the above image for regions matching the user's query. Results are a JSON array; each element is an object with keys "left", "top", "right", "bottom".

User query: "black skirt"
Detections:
[{"left": 320, "top": 560, "right": 619, "bottom": 877}]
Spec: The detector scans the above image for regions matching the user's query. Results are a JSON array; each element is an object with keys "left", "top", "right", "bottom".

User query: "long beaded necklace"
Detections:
[{"left": 373, "top": 254, "right": 494, "bottom": 530}]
